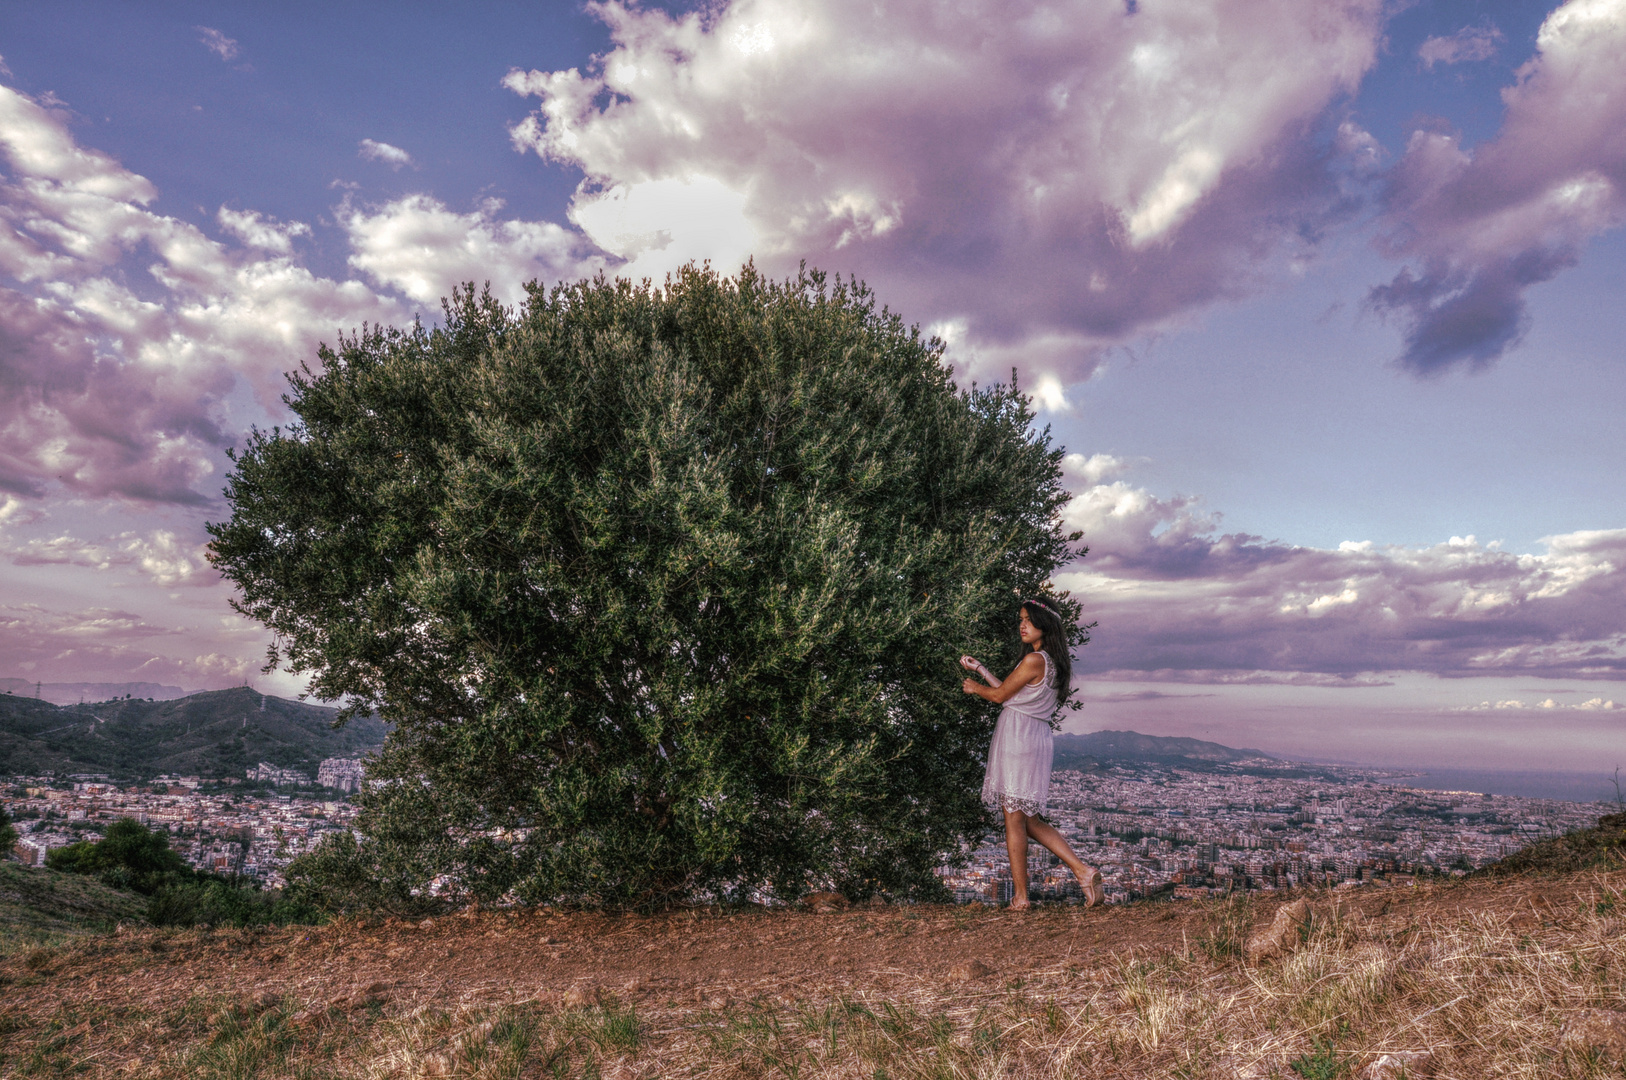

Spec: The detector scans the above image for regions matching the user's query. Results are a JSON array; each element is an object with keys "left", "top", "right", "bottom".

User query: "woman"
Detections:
[{"left": 962, "top": 600, "right": 1103, "bottom": 909}]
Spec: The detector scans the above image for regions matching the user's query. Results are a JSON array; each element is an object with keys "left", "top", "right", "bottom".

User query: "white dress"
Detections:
[{"left": 981, "top": 650, "right": 1057, "bottom": 816}]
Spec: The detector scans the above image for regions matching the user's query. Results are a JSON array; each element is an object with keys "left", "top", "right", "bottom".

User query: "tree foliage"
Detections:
[
  {"left": 0, "top": 804, "right": 17, "bottom": 856},
  {"left": 212, "top": 264, "right": 1086, "bottom": 909},
  {"left": 47, "top": 818, "right": 190, "bottom": 894}
]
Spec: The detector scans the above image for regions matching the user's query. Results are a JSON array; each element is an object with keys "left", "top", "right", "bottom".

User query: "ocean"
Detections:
[{"left": 1388, "top": 767, "right": 1622, "bottom": 805}]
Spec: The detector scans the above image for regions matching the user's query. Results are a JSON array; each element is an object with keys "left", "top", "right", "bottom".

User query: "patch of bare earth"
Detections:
[{"left": 2, "top": 870, "right": 1624, "bottom": 1077}]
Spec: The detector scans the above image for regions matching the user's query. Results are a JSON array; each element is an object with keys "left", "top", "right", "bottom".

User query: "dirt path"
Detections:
[{"left": 4, "top": 874, "right": 1565, "bottom": 1015}]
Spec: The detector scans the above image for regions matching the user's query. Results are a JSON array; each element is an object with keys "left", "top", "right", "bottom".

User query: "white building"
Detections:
[
  {"left": 247, "top": 762, "right": 310, "bottom": 786},
  {"left": 317, "top": 757, "right": 366, "bottom": 792}
]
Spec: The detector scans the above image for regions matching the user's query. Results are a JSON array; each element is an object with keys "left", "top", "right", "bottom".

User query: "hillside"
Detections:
[
  {"left": 0, "top": 687, "right": 388, "bottom": 779},
  {"left": 0, "top": 861, "right": 146, "bottom": 955},
  {"left": 1, "top": 862, "right": 1622, "bottom": 1077},
  {"left": 1052, "top": 728, "right": 1277, "bottom": 773},
  {"left": 0, "top": 679, "right": 189, "bottom": 706}
]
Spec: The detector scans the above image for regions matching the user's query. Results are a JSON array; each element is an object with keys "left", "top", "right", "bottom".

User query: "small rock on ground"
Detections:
[
  {"left": 947, "top": 959, "right": 994, "bottom": 982},
  {"left": 1363, "top": 1050, "right": 1434, "bottom": 1078},
  {"left": 1247, "top": 899, "right": 1312, "bottom": 964},
  {"left": 1562, "top": 1010, "right": 1626, "bottom": 1061}
]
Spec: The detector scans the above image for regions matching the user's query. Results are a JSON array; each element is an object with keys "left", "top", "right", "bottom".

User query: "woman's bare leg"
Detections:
[
  {"left": 1003, "top": 809, "right": 1032, "bottom": 909},
  {"left": 1023, "top": 816, "right": 1097, "bottom": 886}
]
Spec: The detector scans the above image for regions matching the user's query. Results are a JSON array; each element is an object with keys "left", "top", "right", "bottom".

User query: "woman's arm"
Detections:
[
  {"left": 959, "top": 654, "right": 1000, "bottom": 687},
  {"left": 962, "top": 652, "right": 1045, "bottom": 704}
]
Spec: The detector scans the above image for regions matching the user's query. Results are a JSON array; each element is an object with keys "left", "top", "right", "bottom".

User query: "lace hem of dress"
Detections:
[{"left": 983, "top": 790, "right": 1046, "bottom": 816}]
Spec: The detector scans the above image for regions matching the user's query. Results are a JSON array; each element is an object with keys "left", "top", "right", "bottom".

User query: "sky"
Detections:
[{"left": 0, "top": 0, "right": 1622, "bottom": 788}]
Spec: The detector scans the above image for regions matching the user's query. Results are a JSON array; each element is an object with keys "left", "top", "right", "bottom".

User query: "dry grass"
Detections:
[{"left": 3, "top": 875, "right": 1625, "bottom": 1078}]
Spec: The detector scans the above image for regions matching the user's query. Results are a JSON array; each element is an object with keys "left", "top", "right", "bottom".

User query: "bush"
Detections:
[
  {"left": 283, "top": 830, "right": 442, "bottom": 919},
  {"left": 45, "top": 819, "right": 190, "bottom": 894},
  {"left": 146, "top": 879, "right": 322, "bottom": 928},
  {"left": 42, "top": 818, "right": 322, "bottom": 927},
  {"left": 0, "top": 805, "right": 16, "bottom": 856}
]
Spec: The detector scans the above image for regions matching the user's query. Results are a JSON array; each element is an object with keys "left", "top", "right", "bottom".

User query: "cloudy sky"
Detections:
[{"left": 1, "top": 0, "right": 1622, "bottom": 783}]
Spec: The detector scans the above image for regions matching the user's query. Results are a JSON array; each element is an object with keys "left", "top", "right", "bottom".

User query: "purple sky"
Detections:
[{"left": 0, "top": 0, "right": 1622, "bottom": 778}]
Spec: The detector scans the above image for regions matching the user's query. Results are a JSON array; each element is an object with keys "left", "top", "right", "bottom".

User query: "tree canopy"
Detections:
[{"left": 211, "top": 264, "right": 1086, "bottom": 909}]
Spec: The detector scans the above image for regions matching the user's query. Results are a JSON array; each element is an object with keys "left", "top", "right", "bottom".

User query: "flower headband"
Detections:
[{"left": 1024, "top": 598, "right": 1058, "bottom": 617}]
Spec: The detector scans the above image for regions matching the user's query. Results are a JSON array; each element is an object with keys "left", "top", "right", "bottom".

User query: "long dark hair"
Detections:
[{"left": 1021, "top": 599, "right": 1072, "bottom": 710}]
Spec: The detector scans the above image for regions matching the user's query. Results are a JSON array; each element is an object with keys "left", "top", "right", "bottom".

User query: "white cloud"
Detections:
[
  {"left": 0, "top": 82, "right": 402, "bottom": 504},
  {"left": 1056, "top": 464, "right": 1626, "bottom": 682},
  {"left": 0, "top": 601, "right": 258, "bottom": 685},
  {"left": 504, "top": 0, "right": 1385, "bottom": 385},
  {"left": 4, "top": 526, "right": 215, "bottom": 587},
  {"left": 196, "top": 27, "right": 240, "bottom": 62},
  {"left": 1458, "top": 696, "right": 1622, "bottom": 711},
  {"left": 344, "top": 194, "right": 600, "bottom": 305},
  {"left": 1370, "top": 0, "right": 1626, "bottom": 373},
  {"left": 358, "top": 138, "right": 413, "bottom": 169},
  {"left": 217, "top": 207, "right": 310, "bottom": 254},
  {"left": 1418, "top": 25, "right": 1503, "bottom": 69}
]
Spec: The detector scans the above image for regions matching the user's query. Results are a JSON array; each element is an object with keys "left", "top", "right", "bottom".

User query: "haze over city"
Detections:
[{"left": 0, "top": 0, "right": 1622, "bottom": 789}]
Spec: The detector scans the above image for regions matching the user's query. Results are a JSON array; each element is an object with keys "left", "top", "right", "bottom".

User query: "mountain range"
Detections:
[
  {"left": 0, "top": 685, "right": 1284, "bottom": 783},
  {"left": 0, "top": 687, "right": 388, "bottom": 780},
  {"left": 1053, "top": 729, "right": 1275, "bottom": 771},
  {"left": 0, "top": 679, "right": 191, "bottom": 707}
]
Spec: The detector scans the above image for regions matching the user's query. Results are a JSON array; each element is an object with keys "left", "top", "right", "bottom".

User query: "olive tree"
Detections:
[{"left": 212, "top": 264, "right": 1086, "bottom": 909}]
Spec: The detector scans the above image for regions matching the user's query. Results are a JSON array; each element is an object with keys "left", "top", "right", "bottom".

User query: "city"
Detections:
[
  {"left": 3, "top": 758, "right": 365, "bottom": 888},
  {"left": 939, "top": 761, "right": 1614, "bottom": 904},
  {"left": 4, "top": 755, "right": 1613, "bottom": 903}
]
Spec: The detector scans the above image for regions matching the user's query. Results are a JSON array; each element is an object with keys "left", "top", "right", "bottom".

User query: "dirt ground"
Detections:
[{"left": 1, "top": 873, "right": 1574, "bottom": 1016}]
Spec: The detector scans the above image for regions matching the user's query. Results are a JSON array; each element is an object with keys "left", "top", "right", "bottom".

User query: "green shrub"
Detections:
[
  {"left": 45, "top": 819, "right": 191, "bottom": 894},
  {"left": 146, "top": 880, "right": 322, "bottom": 928}
]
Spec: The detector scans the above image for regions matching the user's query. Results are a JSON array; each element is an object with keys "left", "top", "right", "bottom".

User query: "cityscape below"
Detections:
[{"left": 4, "top": 752, "right": 1615, "bottom": 903}]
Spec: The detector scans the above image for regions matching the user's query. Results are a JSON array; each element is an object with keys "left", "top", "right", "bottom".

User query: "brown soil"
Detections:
[{"left": 0, "top": 873, "right": 1578, "bottom": 1016}]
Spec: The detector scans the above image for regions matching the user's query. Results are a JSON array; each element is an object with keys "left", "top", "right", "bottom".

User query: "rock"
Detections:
[
  {"left": 562, "top": 985, "right": 594, "bottom": 1008},
  {"left": 417, "top": 918, "right": 435, "bottom": 929},
  {"left": 253, "top": 991, "right": 281, "bottom": 1012},
  {"left": 1562, "top": 1010, "right": 1626, "bottom": 1061},
  {"left": 802, "top": 891, "right": 849, "bottom": 913},
  {"left": 1247, "top": 899, "right": 1312, "bottom": 964},
  {"left": 866, "top": 894, "right": 890, "bottom": 908},
  {"left": 1363, "top": 1050, "right": 1434, "bottom": 1078},
  {"left": 947, "top": 959, "right": 995, "bottom": 982},
  {"left": 704, "top": 992, "right": 731, "bottom": 1010},
  {"left": 421, "top": 1051, "right": 455, "bottom": 1076}
]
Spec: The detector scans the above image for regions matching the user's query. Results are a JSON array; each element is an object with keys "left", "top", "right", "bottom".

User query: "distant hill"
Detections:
[
  {"left": 0, "top": 687, "right": 388, "bottom": 780},
  {"left": 1053, "top": 729, "right": 1275, "bottom": 772},
  {"left": 0, "top": 679, "right": 189, "bottom": 706}
]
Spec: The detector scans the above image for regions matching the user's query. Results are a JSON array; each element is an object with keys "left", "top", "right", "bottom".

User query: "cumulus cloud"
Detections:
[
  {"left": 0, "top": 83, "right": 402, "bottom": 504},
  {"left": 1369, "top": 0, "right": 1626, "bottom": 374},
  {"left": 1058, "top": 467, "right": 1626, "bottom": 682},
  {"left": 358, "top": 138, "right": 413, "bottom": 169},
  {"left": 1457, "top": 696, "right": 1622, "bottom": 711},
  {"left": 503, "top": 0, "right": 1384, "bottom": 383},
  {"left": 344, "top": 194, "right": 600, "bottom": 304},
  {"left": 196, "top": 27, "right": 240, "bottom": 62},
  {"left": 1418, "top": 25, "right": 1503, "bottom": 69},
  {"left": 4, "top": 528, "right": 215, "bottom": 587},
  {"left": 217, "top": 206, "right": 310, "bottom": 253},
  {"left": 0, "top": 602, "right": 255, "bottom": 685}
]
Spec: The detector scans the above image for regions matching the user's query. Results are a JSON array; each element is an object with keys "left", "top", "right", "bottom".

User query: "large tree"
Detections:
[{"left": 212, "top": 265, "right": 1086, "bottom": 909}]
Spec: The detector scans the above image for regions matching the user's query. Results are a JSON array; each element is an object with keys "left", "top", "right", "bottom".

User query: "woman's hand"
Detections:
[
  {"left": 959, "top": 655, "right": 981, "bottom": 672},
  {"left": 963, "top": 678, "right": 981, "bottom": 695}
]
